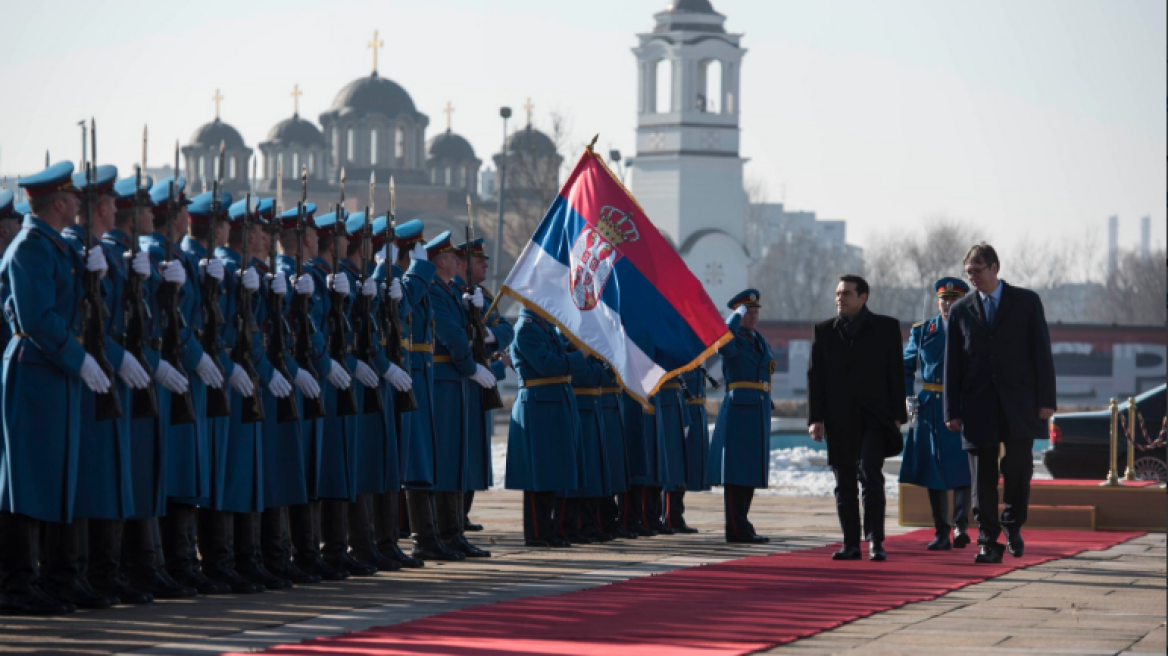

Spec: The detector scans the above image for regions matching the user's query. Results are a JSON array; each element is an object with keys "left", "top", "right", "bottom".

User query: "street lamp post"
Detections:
[{"left": 491, "top": 106, "right": 511, "bottom": 292}]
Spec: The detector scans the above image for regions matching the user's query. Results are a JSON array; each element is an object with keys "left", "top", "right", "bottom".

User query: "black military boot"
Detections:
[
  {"left": 408, "top": 491, "right": 464, "bottom": 561},
  {"left": 375, "top": 491, "right": 424, "bottom": 569},
  {"left": 439, "top": 492, "right": 489, "bottom": 558}
]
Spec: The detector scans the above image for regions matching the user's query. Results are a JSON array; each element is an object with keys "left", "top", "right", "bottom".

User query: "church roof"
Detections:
[
  {"left": 666, "top": 0, "right": 717, "bottom": 13},
  {"left": 654, "top": 0, "right": 725, "bottom": 33},
  {"left": 427, "top": 130, "right": 476, "bottom": 162},
  {"left": 190, "top": 118, "right": 246, "bottom": 149},
  {"left": 324, "top": 72, "right": 418, "bottom": 121},
  {"left": 505, "top": 125, "right": 557, "bottom": 158},
  {"left": 266, "top": 114, "right": 325, "bottom": 146}
]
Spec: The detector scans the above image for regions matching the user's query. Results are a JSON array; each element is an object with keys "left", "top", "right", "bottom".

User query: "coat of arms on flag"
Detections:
[{"left": 494, "top": 141, "right": 730, "bottom": 405}]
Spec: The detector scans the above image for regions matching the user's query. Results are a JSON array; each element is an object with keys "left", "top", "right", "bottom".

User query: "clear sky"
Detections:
[{"left": 0, "top": 0, "right": 1163, "bottom": 253}]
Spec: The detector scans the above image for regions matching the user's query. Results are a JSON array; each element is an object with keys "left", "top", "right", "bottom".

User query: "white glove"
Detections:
[
  {"left": 294, "top": 369, "right": 321, "bottom": 399},
  {"left": 360, "top": 277, "right": 377, "bottom": 297},
  {"left": 410, "top": 243, "right": 427, "bottom": 262},
  {"left": 390, "top": 244, "right": 399, "bottom": 264},
  {"left": 267, "top": 272, "right": 288, "bottom": 295},
  {"left": 161, "top": 261, "right": 186, "bottom": 285},
  {"left": 85, "top": 246, "right": 108, "bottom": 277},
  {"left": 328, "top": 273, "right": 350, "bottom": 295},
  {"left": 388, "top": 278, "right": 403, "bottom": 301},
  {"left": 200, "top": 257, "right": 225, "bottom": 281},
  {"left": 374, "top": 244, "right": 388, "bottom": 265},
  {"left": 354, "top": 360, "right": 380, "bottom": 388},
  {"left": 79, "top": 353, "right": 111, "bottom": 393},
  {"left": 154, "top": 359, "right": 190, "bottom": 395},
  {"left": 470, "top": 363, "right": 498, "bottom": 389},
  {"left": 906, "top": 397, "right": 920, "bottom": 416},
  {"left": 267, "top": 369, "right": 293, "bottom": 398},
  {"left": 726, "top": 305, "right": 747, "bottom": 325},
  {"left": 294, "top": 274, "right": 315, "bottom": 295},
  {"left": 195, "top": 353, "right": 224, "bottom": 388},
  {"left": 126, "top": 250, "right": 151, "bottom": 277},
  {"left": 117, "top": 355, "right": 150, "bottom": 389},
  {"left": 240, "top": 267, "right": 259, "bottom": 291},
  {"left": 383, "top": 363, "right": 412, "bottom": 392},
  {"left": 463, "top": 288, "right": 484, "bottom": 310},
  {"left": 326, "top": 359, "right": 352, "bottom": 389},
  {"left": 228, "top": 365, "right": 254, "bottom": 397}
]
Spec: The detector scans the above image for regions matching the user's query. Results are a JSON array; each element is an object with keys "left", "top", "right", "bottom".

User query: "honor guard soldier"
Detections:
[
  {"left": 597, "top": 364, "right": 635, "bottom": 539},
  {"left": 901, "top": 277, "right": 973, "bottom": 550},
  {"left": 654, "top": 376, "right": 689, "bottom": 535},
  {"left": 427, "top": 230, "right": 496, "bottom": 558},
  {"left": 619, "top": 389, "right": 659, "bottom": 537},
  {"left": 558, "top": 349, "right": 612, "bottom": 543},
  {"left": 0, "top": 189, "right": 22, "bottom": 259},
  {"left": 507, "top": 307, "right": 586, "bottom": 548},
  {"left": 665, "top": 366, "right": 712, "bottom": 534},
  {"left": 708, "top": 289, "right": 775, "bottom": 544},
  {"left": 0, "top": 162, "right": 111, "bottom": 614}
]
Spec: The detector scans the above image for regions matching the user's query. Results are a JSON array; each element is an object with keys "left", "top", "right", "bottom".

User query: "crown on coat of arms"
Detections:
[{"left": 595, "top": 206, "right": 640, "bottom": 246}]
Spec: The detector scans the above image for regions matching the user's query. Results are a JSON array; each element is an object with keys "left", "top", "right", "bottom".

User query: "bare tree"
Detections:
[
  {"left": 750, "top": 232, "right": 843, "bottom": 320},
  {"left": 743, "top": 176, "right": 769, "bottom": 250},
  {"left": 1088, "top": 249, "right": 1167, "bottom": 325}
]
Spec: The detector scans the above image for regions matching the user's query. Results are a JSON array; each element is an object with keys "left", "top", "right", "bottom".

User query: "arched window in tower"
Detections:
[
  {"left": 654, "top": 59, "right": 672, "bottom": 113},
  {"left": 394, "top": 127, "right": 405, "bottom": 163},
  {"left": 370, "top": 129, "right": 378, "bottom": 165},
  {"left": 346, "top": 129, "right": 355, "bottom": 162},
  {"left": 307, "top": 152, "right": 314, "bottom": 175},
  {"left": 229, "top": 157, "right": 236, "bottom": 180},
  {"left": 277, "top": 152, "right": 284, "bottom": 178},
  {"left": 697, "top": 59, "right": 722, "bottom": 114},
  {"left": 292, "top": 152, "right": 300, "bottom": 178},
  {"left": 429, "top": 168, "right": 437, "bottom": 184},
  {"left": 198, "top": 156, "right": 206, "bottom": 182},
  {"left": 213, "top": 155, "right": 220, "bottom": 180},
  {"left": 457, "top": 167, "right": 465, "bottom": 188},
  {"left": 332, "top": 128, "right": 339, "bottom": 163},
  {"left": 444, "top": 167, "right": 452, "bottom": 186}
]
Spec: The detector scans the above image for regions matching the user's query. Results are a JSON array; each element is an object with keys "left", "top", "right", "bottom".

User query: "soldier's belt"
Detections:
[
  {"left": 407, "top": 342, "right": 433, "bottom": 353},
  {"left": 686, "top": 398, "right": 706, "bottom": 406},
  {"left": 659, "top": 382, "right": 682, "bottom": 390},
  {"left": 573, "top": 387, "right": 602, "bottom": 396},
  {"left": 520, "top": 376, "right": 571, "bottom": 389},
  {"left": 643, "top": 405, "right": 657, "bottom": 415},
  {"left": 922, "top": 382, "right": 943, "bottom": 393},
  {"left": 433, "top": 355, "right": 453, "bottom": 363},
  {"left": 600, "top": 387, "right": 622, "bottom": 395},
  {"left": 728, "top": 381, "right": 770, "bottom": 393}
]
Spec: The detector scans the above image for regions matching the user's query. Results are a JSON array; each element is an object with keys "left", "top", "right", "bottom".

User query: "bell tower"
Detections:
[{"left": 630, "top": 0, "right": 748, "bottom": 307}]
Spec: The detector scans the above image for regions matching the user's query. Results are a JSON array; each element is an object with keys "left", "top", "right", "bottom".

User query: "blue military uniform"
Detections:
[
  {"left": 619, "top": 389, "right": 663, "bottom": 536},
  {"left": 597, "top": 365, "right": 631, "bottom": 536},
  {"left": 664, "top": 367, "right": 712, "bottom": 533},
  {"left": 901, "top": 277, "right": 972, "bottom": 549},
  {"left": 654, "top": 379, "right": 689, "bottom": 533},
  {"left": 558, "top": 349, "right": 610, "bottom": 542},
  {"left": 707, "top": 289, "right": 774, "bottom": 543}
]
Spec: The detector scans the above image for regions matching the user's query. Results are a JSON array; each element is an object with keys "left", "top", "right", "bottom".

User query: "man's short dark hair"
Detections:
[
  {"left": 189, "top": 222, "right": 214, "bottom": 243},
  {"left": 838, "top": 274, "right": 869, "bottom": 298},
  {"left": 30, "top": 191, "right": 64, "bottom": 216},
  {"left": 114, "top": 207, "right": 134, "bottom": 229},
  {"left": 963, "top": 242, "right": 999, "bottom": 269}
]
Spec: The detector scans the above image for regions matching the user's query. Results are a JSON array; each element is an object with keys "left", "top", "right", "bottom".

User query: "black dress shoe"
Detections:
[
  {"left": 608, "top": 525, "right": 637, "bottom": 539},
  {"left": 832, "top": 545, "right": 863, "bottom": 560},
  {"left": 524, "top": 539, "right": 551, "bottom": 547},
  {"left": 78, "top": 577, "right": 122, "bottom": 607},
  {"left": 953, "top": 530, "right": 971, "bottom": 548},
  {"left": 91, "top": 579, "right": 153, "bottom": 605},
  {"left": 1007, "top": 534, "right": 1025, "bottom": 558},
  {"left": 564, "top": 533, "right": 593, "bottom": 544},
  {"left": 6, "top": 587, "right": 75, "bottom": 615},
  {"left": 926, "top": 535, "right": 953, "bottom": 551},
  {"left": 727, "top": 534, "right": 769, "bottom": 544},
  {"left": 548, "top": 537, "right": 573, "bottom": 548},
  {"left": 248, "top": 562, "right": 295, "bottom": 589},
  {"left": 675, "top": 524, "right": 700, "bottom": 534},
  {"left": 325, "top": 553, "right": 378, "bottom": 576},
  {"left": 449, "top": 536, "right": 492, "bottom": 558},
  {"left": 267, "top": 560, "right": 322, "bottom": 585},
  {"left": 383, "top": 544, "right": 425, "bottom": 569},
  {"left": 295, "top": 556, "right": 349, "bottom": 581},
  {"left": 974, "top": 544, "right": 1005, "bottom": 564},
  {"left": 170, "top": 567, "right": 231, "bottom": 595},
  {"left": 131, "top": 571, "right": 198, "bottom": 599},
  {"left": 411, "top": 541, "right": 466, "bottom": 562},
  {"left": 205, "top": 568, "right": 265, "bottom": 594},
  {"left": 356, "top": 550, "right": 402, "bottom": 572},
  {"left": 653, "top": 525, "right": 678, "bottom": 535},
  {"left": 869, "top": 542, "right": 887, "bottom": 561},
  {"left": 463, "top": 519, "right": 484, "bottom": 532},
  {"left": 634, "top": 525, "right": 658, "bottom": 537},
  {"left": 44, "top": 581, "right": 114, "bottom": 610}
]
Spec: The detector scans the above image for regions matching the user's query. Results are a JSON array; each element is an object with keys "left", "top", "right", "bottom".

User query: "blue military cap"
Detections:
[
  {"left": 14, "top": 201, "right": 30, "bottom": 216},
  {"left": 18, "top": 161, "right": 78, "bottom": 198},
  {"left": 394, "top": 218, "right": 425, "bottom": 248},
  {"left": 727, "top": 288, "right": 761, "bottom": 310},
  {"left": 0, "top": 189, "right": 16, "bottom": 219},
  {"left": 344, "top": 211, "right": 371, "bottom": 238},
  {"left": 277, "top": 203, "right": 316, "bottom": 230},
  {"left": 187, "top": 190, "right": 234, "bottom": 225},
  {"left": 312, "top": 209, "right": 348, "bottom": 237},
  {"left": 113, "top": 176, "right": 156, "bottom": 209},
  {"left": 424, "top": 230, "right": 456, "bottom": 258},
  {"left": 934, "top": 277, "right": 969, "bottom": 298},
  {"left": 149, "top": 176, "right": 192, "bottom": 212},
  {"left": 227, "top": 197, "right": 269, "bottom": 228},
  {"left": 71, "top": 164, "right": 118, "bottom": 196},
  {"left": 456, "top": 236, "right": 487, "bottom": 258},
  {"left": 254, "top": 198, "right": 276, "bottom": 222}
]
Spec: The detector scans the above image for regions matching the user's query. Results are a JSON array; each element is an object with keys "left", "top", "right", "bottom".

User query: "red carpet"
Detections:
[{"left": 233, "top": 529, "right": 1141, "bottom": 656}]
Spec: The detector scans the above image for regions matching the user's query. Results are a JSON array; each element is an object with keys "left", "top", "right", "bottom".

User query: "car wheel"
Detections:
[{"left": 1133, "top": 455, "right": 1167, "bottom": 483}]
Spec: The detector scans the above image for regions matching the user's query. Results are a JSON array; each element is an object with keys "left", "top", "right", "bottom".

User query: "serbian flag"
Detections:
[{"left": 496, "top": 146, "right": 731, "bottom": 405}]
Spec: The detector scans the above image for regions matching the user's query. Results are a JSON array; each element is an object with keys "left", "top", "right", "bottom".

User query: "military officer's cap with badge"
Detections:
[
  {"left": 149, "top": 176, "right": 192, "bottom": 213},
  {"left": 311, "top": 209, "right": 348, "bottom": 238},
  {"left": 277, "top": 203, "right": 315, "bottom": 230},
  {"left": 0, "top": 189, "right": 19, "bottom": 220},
  {"left": 456, "top": 236, "right": 487, "bottom": 258},
  {"left": 394, "top": 218, "right": 425, "bottom": 248},
  {"left": 370, "top": 215, "right": 391, "bottom": 249},
  {"left": 343, "top": 211, "right": 369, "bottom": 239},
  {"left": 727, "top": 288, "right": 762, "bottom": 310},
  {"left": 113, "top": 175, "right": 156, "bottom": 210},
  {"left": 71, "top": 164, "right": 118, "bottom": 195},
  {"left": 187, "top": 190, "right": 233, "bottom": 225},
  {"left": 14, "top": 201, "right": 30, "bottom": 216},
  {"left": 934, "top": 277, "right": 969, "bottom": 298},
  {"left": 227, "top": 196, "right": 270, "bottom": 229},
  {"left": 19, "top": 161, "right": 80, "bottom": 198},
  {"left": 253, "top": 198, "right": 276, "bottom": 223},
  {"left": 424, "top": 230, "right": 456, "bottom": 258}
]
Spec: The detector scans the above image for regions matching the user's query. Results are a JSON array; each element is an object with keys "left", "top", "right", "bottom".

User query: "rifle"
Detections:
[
  {"left": 231, "top": 188, "right": 264, "bottom": 424},
  {"left": 326, "top": 169, "right": 358, "bottom": 416},
  {"left": 698, "top": 365, "right": 720, "bottom": 391},
  {"left": 161, "top": 141, "right": 196, "bottom": 425},
  {"left": 380, "top": 176, "right": 417, "bottom": 412},
  {"left": 464, "top": 195, "right": 504, "bottom": 411},
  {"left": 201, "top": 140, "right": 230, "bottom": 419},
  {"left": 80, "top": 119, "right": 122, "bottom": 421},
  {"left": 266, "top": 167, "right": 299, "bottom": 424},
  {"left": 125, "top": 126, "right": 158, "bottom": 419},
  {"left": 291, "top": 166, "right": 325, "bottom": 420},
  {"left": 353, "top": 173, "right": 384, "bottom": 415}
]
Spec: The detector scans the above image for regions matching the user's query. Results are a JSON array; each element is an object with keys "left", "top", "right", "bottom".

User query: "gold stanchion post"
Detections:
[
  {"left": 1101, "top": 398, "right": 1121, "bottom": 486},
  {"left": 1123, "top": 397, "right": 1138, "bottom": 483}
]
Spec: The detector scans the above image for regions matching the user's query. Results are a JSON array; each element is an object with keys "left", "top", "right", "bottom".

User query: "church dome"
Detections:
[
  {"left": 505, "top": 125, "right": 557, "bottom": 158},
  {"left": 666, "top": 0, "right": 716, "bottom": 13},
  {"left": 427, "top": 130, "right": 476, "bottom": 162},
  {"left": 190, "top": 118, "right": 245, "bottom": 149},
  {"left": 326, "top": 73, "right": 418, "bottom": 120},
  {"left": 266, "top": 114, "right": 325, "bottom": 146}
]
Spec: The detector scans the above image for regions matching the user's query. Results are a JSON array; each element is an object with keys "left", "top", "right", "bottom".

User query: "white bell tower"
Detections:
[{"left": 630, "top": 0, "right": 748, "bottom": 308}]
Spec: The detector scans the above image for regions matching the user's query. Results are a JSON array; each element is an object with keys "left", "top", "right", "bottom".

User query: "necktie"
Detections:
[{"left": 985, "top": 295, "right": 995, "bottom": 325}]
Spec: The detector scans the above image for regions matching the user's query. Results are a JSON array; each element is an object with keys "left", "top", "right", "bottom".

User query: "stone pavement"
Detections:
[{"left": 0, "top": 490, "right": 1161, "bottom": 656}]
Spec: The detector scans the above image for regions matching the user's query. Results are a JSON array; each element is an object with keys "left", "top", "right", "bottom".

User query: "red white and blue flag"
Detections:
[{"left": 497, "top": 147, "right": 731, "bottom": 405}]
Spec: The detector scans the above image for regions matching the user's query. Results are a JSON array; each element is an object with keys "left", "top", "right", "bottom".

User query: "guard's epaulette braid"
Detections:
[{"left": 912, "top": 320, "right": 927, "bottom": 328}]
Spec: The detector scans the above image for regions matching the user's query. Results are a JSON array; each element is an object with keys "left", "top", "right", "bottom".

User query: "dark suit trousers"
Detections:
[
  {"left": 969, "top": 401, "right": 1033, "bottom": 544},
  {"left": 927, "top": 487, "right": 971, "bottom": 536},
  {"left": 831, "top": 425, "right": 886, "bottom": 546}
]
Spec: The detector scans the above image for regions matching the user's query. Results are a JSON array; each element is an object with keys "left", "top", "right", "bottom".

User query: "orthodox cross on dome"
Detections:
[
  {"left": 443, "top": 101, "right": 455, "bottom": 131},
  {"left": 212, "top": 89, "right": 224, "bottom": 120},
  {"left": 291, "top": 84, "right": 303, "bottom": 116},
  {"left": 523, "top": 98, "right": 534, "bottom": 126},
  {"left": 367, "top": 30, "right": 384, "bottom": 74}
]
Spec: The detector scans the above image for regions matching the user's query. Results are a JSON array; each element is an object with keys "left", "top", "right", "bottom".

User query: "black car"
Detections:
[{"left": 1043, "top": 384, "right": 1167, "bottom": 482}]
